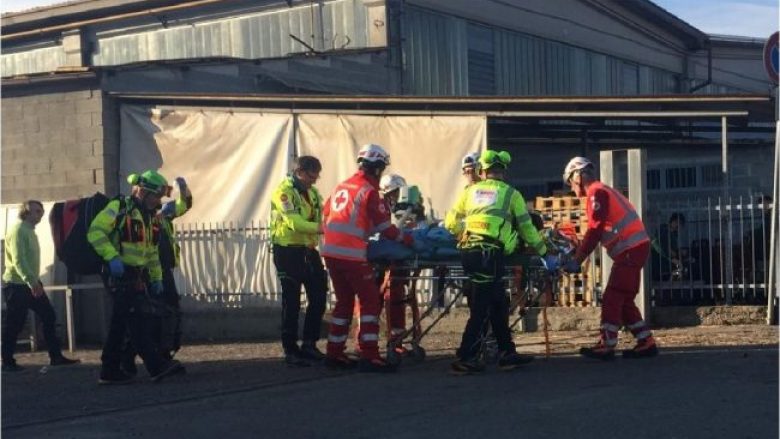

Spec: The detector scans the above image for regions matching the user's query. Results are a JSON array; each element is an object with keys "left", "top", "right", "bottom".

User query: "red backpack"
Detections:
[{"left": 49, "top": 193, "right": 125, "bottom": 275}]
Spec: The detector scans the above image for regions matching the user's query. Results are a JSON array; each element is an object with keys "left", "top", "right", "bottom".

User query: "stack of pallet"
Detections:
[{"left": 533, "top": 195, "right": 599, "bottom": 307}]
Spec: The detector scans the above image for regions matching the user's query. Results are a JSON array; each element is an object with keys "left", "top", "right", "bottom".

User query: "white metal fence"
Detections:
[
  {"left": 173, "top": 197, "right": 775, "bottom": 308},
  {"left": 648, "top": 197, "right": 774, "bottom": 306}
]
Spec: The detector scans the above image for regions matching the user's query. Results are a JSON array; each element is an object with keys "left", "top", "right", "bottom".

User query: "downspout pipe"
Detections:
[{"left": 689, "top": 42, "right": 713, "bottom": 93}]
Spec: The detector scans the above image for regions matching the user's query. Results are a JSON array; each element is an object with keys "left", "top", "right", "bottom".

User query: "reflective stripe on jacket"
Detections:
[
  {"left": 445, "top": 178, "right": 546, "bottom": 256},
  {"left": 270, "top": 176, "right": 322, "bottom": 247},
  {"left": 586, "top": 181, "right": 649, "bottom": 259},
  {"left": 87, "top": 197, "right": 163, "bottom": 281}
]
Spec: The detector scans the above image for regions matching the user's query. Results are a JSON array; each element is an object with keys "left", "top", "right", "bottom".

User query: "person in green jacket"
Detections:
[
  {"left": 2, "top": 200, "right": 80, "bottom": 372},
  {"left": 444, "top": 150, "right": 557, "bottom": 375},
  {"left": 89, "top": 170, "right": 182, "bottom": 385},
  {"left": 271, "top": 156, "right": 328, "bottom": 367},
  {"left": 120, "top": 176, "right": 192, "bottom": 376}
]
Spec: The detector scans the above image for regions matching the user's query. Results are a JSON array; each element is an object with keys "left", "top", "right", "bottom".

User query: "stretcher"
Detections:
[{"left": 379, "top": 253, "right": 558, "bottom": 366}]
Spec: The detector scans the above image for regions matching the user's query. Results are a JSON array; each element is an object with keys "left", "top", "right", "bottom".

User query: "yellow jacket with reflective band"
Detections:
[
  {"left": 445, "top": 178, "right": 547, "bottom": 256},
  {"left": 87, "top": 197, "right": 163, "bottom": 281},
  {"left": 2, "top": 222, "right": 41, "bottom": 287},
  {"left": 160, "top": 195, "right": 191, "bottom": 267},
  {"left": 270, "top": 176, "right": 322, "bottom": 247}
]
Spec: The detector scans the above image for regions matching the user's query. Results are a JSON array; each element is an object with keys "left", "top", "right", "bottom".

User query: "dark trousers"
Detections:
[
  {"left": 2, "top": 283, "right": 62, "bottom": 363},
  {"left": 273, "top": 245, "right": 327, "bottom": 353},
  {"left": 101, "top": 271, "right": 166, "bottom": 376},
  {"left": 122, "top": 267, "right": 182, "bottom": 363},
  {"left": 456, "top": 248, "right": 515, "bottom": 361}
]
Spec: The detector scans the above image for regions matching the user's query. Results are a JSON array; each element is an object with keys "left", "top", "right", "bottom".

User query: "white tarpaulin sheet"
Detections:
[
  {"left": 119, "top": 108, "right": 486, "bottom": 300},
  {"left": 120, "top": 106, "right": 293, "bottom": 223},
  {"left": 296, "top": 114, "right": 486, "bottom": 220}
]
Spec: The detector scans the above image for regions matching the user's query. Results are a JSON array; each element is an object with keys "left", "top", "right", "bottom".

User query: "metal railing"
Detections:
[
  {"left": 173, "top": 198, "right": 774, "bottom": 309},
  {"left": 647, "top": 197, "right": 773, "bottom": 306}
]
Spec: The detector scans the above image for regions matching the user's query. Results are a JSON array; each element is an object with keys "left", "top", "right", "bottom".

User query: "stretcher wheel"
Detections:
[
  {"left": 410, "top": 346, "right": 426, "bottom": 362},
  {"left": 386, "top": 348, "right": 402, "bottom": 366}
]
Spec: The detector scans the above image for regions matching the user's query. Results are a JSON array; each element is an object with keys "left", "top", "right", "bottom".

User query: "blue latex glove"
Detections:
[
  {"left": 563, "top": 259, "right": 582, "bottom": 274},
  {"left": 108, "top": 257, "right": 124, "bottom": 278},
  {"left": 542, "top": 254, "right": 559, "bottom": 273},
  {"left": 160, "top": 200, "right": 176, "bottom": 218},
  {"left": 148, "top": 281, "right": 164, "bottom": 296}
]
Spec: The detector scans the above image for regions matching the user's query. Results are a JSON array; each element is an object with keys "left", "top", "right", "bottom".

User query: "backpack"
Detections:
[{"left": 49, "top": 193, "right": 125, "bottom": 275}]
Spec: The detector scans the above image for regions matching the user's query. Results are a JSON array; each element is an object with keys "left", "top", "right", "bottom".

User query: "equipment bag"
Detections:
[{"left": 49, "top": 192, "right": 124, "bottom": 275}]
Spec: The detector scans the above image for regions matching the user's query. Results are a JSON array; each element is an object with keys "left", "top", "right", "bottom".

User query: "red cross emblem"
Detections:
[{"left": 332, "top": 189, "right": 350, "bottom": 212}]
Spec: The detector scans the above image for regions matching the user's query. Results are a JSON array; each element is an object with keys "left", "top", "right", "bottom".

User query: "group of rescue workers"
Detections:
[
  {"left": 269, "top": 144, "right": 659, "bottom": 375},
  {"left": 1, "top": 142, "right": 658, "bottom": 381}
]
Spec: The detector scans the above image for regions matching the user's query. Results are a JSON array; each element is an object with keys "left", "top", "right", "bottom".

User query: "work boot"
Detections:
[
  {"left": 120, "top": 357, "right": 138, "bottom": 377},
  {"left": 623, "top": 336, "right": 659, "bottom": 359},
  {"left": 284, "top": 351, "right": 311, "bottom": 368},
  {"left": 300, "top": 343, "right": 326, "bottom": 361},
  {"left": 325, "top": 354, "right": 358, "bottom": 371},
  {"left": 497, "top": 351, "right": 534, "bottom": 371},
  {"left": 2, "top": 361, "right": 23, "bottom": 372},
  {"left": 98, "top": 369, "right": 134, "bottom": 385},
  {"left": 450, "top": 358, "right": 485, "bottom": 376},
  {"left": 151, "top": 360, "right": 184, "bottom": 383},
  {"left": 579, "top": 341, "right": 616, "bottom": 361},
  {"left": 358, "top": 357, "right": 398, "bottom": 373},
  {"left": 50, "top": 355, "right": 81, "bottom": 367}
]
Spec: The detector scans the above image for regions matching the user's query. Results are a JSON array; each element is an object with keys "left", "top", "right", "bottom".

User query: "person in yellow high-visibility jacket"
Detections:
[
  {"left": 120, "top": 176, "right": 193, "bottom": 376},
  {"left": 270, "top": 156, "right": 327, "bottom": 367},
  {"left": 89, "top": 170, "right": 182, "bottom": 385},
  {"left": 445, "top": 150, "right": 557, "bottom": 375}
]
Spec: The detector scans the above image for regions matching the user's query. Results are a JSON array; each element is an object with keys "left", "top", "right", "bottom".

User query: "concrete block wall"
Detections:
[{"left": 1, "top": 81, "right": 118, "bottom": 203}]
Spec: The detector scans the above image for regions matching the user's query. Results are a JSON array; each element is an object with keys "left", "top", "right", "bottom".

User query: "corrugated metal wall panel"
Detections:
[
  {"left": 403, "top": 7, "right": 468, "bottom": 95},
  {"left": 486, "top": 22, "right": 681, "bottom": 97},
  {"left": 467, "top": 23, "right": 495, "bottom": 95},
  {"left": 1, "top": 46, "right": 67, "bottom": 77},
  {"left": 91, "top": 0, "right": 374, "bottom": 66}
]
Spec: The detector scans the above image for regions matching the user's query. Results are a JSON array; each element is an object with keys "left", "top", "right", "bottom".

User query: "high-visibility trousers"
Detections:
[
  {"left": 599, "top": 242, "right": 652, "bottom": 347},
  {"left": 325, "top": 257, "right": 381, "bottom": 360}
]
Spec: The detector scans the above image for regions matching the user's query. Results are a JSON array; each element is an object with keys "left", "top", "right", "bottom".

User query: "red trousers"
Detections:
[
  {"left": 382, "top": 269, "right": 408, "bottom": 342},
  {"left": 600, "top": 242, "right": 652, "bottom": 347},
  {"left": 325, "top": 257, "right": 381, "bottom": 360}
]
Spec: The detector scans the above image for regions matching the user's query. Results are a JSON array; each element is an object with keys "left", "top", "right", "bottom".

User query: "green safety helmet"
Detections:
[
  {"left": 479, "top": 150, "right": 511, "bottom": 170},
  {"left": 127, "top": 170, "right": 171, "bottom": 196}
]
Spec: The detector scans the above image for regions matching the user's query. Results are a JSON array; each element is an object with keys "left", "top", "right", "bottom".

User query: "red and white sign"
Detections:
[{"left": 764, "top": 31, "right": 779, "bottom": 84}]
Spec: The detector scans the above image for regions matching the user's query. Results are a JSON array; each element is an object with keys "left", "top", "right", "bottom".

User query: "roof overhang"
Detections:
[{"left": 107, "top": 92, "right": 775, "bottom": 122}]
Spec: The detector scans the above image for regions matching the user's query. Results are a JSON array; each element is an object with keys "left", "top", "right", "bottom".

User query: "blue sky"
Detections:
[
  {"left": 1, "top": 0, "right": 778, "bottom": 38},
  {"left": 654, "top": 0, "right": 778, "bottom": 38}
]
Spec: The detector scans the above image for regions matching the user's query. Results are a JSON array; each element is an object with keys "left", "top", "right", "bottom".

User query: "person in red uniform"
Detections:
[
  {"left": 561, "top": 157, "right": 658, "bottom": 360},
  {"left": 321, "top": 143, "right": 413, "bottom": 373}
]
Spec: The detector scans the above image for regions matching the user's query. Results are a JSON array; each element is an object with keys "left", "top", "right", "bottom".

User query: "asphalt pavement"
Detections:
[{"left": 2, "top": 326, "right": 778, "bottom": 439}]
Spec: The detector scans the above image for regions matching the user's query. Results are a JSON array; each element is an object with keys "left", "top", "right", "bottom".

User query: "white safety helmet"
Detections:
[
  {"left": 357, "top": 143, "right": 391, "bottom": 166},
  {"left": 379, "top": 174, "right": 407, "bottom": 195},
  {"left": 563, "top": 156, "right": 595, "bottom": 184},
  {"left": 461, "top": 152, "right": 481, "bottom": 170}
]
